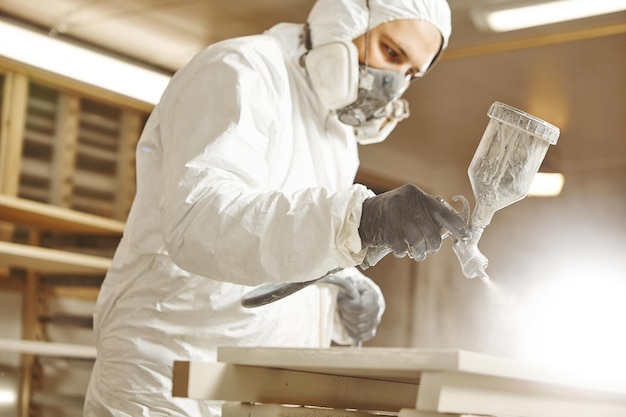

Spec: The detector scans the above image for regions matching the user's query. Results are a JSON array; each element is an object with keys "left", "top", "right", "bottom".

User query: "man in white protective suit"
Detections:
[{"left": 84, "top": 0, "right": 470, "bottom": 415}]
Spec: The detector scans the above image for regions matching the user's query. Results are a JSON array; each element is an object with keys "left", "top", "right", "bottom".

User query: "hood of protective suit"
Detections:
[{"left": 307, "top": 0, "right": 452, "bottom": 49}]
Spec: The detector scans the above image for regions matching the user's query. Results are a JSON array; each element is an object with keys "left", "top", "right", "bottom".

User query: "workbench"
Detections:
[{"left": 172, "top": 347, "right": 626, "bottom": 417}]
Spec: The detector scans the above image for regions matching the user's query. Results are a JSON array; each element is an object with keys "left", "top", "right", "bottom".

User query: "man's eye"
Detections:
[{"left": 384, "top": 45, "right": 399, "bottom": 59}]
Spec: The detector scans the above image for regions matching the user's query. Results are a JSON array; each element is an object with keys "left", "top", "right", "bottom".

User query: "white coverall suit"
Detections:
[{"left": 84, "top": 0, "right": 451, "bottom": 415}]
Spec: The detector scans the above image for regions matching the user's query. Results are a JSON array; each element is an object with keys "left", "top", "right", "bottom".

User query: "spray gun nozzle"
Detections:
[{"left": 476, "top": 270, "right": 490, "bottom": 282}]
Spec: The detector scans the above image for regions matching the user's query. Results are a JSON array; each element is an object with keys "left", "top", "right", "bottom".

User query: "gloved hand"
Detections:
[
  {"left": 359, "top": 183, "right": 471, "bottom": 261},
  {"left": 335, "top": 276, "right": 384, "bottom": 343}
]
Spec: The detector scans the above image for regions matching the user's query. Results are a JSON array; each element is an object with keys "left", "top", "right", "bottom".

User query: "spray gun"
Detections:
[
  {"left": 451, "top": 101, "right": 559, "bottom": 279},
  {"left": 362, "top": 101, "right": 560, "bottom": 280},
  {"left": 242, "top": 102, "right": 559, "bottom": 307}
]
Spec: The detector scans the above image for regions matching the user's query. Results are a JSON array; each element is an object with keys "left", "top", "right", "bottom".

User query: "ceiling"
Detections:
[
  {"left": 0, "top": 0, "right": 624, "bottom": 72},
  {"left": 0, "top": 0, "right": 625, "bottom": 190}
]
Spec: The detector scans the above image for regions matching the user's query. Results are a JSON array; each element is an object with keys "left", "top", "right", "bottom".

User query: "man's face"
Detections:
[{"left": 353, "top": 19, "right": 443, "bottom": 86}]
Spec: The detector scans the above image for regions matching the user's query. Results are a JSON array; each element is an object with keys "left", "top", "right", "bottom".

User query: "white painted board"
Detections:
[
  {"left": 171, "top": 347, "right": 626, "bottom": 417},
  {"left": 217, "top": 347, "right": 624, "bottom": 394}
]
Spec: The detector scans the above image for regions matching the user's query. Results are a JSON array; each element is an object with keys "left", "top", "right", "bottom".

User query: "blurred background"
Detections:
[{"left": 0, "top": 1, "right": 624, "bottom": 416}]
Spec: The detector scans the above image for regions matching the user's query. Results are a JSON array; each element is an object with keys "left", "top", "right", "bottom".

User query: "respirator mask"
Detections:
[
  {"left": 303, "top": 32, "right": 412, "bottom": 145},
  {"left": 336, "top": 65, "right": 409, "bottom": 126},
  {"left": 337, "top": 65, "right": 411, "bottom": 145}
]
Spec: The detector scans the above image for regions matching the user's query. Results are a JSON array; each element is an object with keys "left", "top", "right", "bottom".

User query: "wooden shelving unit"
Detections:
[{"left": 0, "top": 65, "right": 147, "bottom": 416}]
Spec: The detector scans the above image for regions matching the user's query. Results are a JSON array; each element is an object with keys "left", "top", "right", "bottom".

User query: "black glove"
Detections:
[{"left": 359, "top": 184, "right": 471, "bottom": 261}]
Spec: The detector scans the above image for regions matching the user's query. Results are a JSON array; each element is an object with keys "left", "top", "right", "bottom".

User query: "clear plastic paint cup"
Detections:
[{"left": 453, "top": 101, "right": 560, "bottom": 279}]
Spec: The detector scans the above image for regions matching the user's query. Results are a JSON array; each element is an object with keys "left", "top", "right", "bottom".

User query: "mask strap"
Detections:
[
  {"left": 299, "top": 23, "right": 313, "bottom": 67},
  {"left": 364, "top": 0, "right": 371, "bottom": 69},
  {"left": 303, "top": 22, "right": 312, "bottom": 51},
  {"left": 359, "top": 0, "right": 374, "bottom": 90}
]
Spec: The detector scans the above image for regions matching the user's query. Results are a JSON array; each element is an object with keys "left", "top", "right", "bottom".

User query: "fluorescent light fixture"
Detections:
[
  {"left": 528, "top": 172, "right": 564, "bottom": 196},
  {"left": 0, "top": 389, "right": 16, "bottom": 405},
  {"left": 0, "top": 19, "right": 171, "bottom": 104},
  {"left": 471, "top": 0, "right": 626, "bottom": 32}
]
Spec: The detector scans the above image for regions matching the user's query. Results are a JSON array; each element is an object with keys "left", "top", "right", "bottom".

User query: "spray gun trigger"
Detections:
[
  {"left": 451, "top": 195, "right": 471, "bottom": 224},
  {"left": 436, "top": 195, "right": 471, "bottom": 241}
]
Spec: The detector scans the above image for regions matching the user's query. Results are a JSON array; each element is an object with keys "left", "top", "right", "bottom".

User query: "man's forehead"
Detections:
[{"left": 380, "top": 19, "right": 442, "bottom": 70}]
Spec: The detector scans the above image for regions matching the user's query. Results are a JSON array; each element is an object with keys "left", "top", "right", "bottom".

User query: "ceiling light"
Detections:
[
  {"left": 528, "top": 172, "right": 564, "bottom": 196},
  {"left": 471, "top": 0, "right": 626, "bottom": 33},
  {"left": 0, "top": 389, "right": 16, "bottom": 405},
  {"left": 0, "top": 19, "right": 171, "bottom": 105}
]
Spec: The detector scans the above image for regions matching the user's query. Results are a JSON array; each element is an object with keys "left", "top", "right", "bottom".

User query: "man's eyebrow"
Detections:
[
  {"left": 383, "top": 35, "right": 408, "bottom": 58},
  {"left": 396, "top": 44, "right": 409, "bottom": 60},
  {"left": 385, "top": 35, "right": 425, "bottom": 74}
]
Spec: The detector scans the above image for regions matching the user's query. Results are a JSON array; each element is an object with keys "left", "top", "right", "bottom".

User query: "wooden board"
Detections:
[
  {"left": 0, "top": 241, "right": 111, "bottom": 273},
  {"left": 221, "top": 403, "right": 480, "bottom": 417},
  {"left": 222, "top": 402, "right": 395, "bottom": 417},
  {"left": 0, "top": 338, "right": 96, "bottom": 358},
  {"left": 0, "top": 194, "right": 124, "bottom": 234},
  {"left": 181, "top": 347, "right": 626, "bottom": 417},
  {"left": 416, "top": 370, "right": 626, "bottom": 417},
  {"left": 0, "top": 72, "right": 28, "bottom": 195},
  {"left": 217, "top": 347, "right": 622, "bottom": 393},
  {"left": 398, "top": 411, "right": 479, "bottom": 417},
  {"left": 173, "top": 361, "right": 418, "bottom": 412},
  {"left": 176, "top": 363, "right": 626, "bottom": 417}
]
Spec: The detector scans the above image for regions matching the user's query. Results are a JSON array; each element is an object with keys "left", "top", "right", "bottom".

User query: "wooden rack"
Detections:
[{"left": 0, "top": 67, "right": 145, "bottom": 417}]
